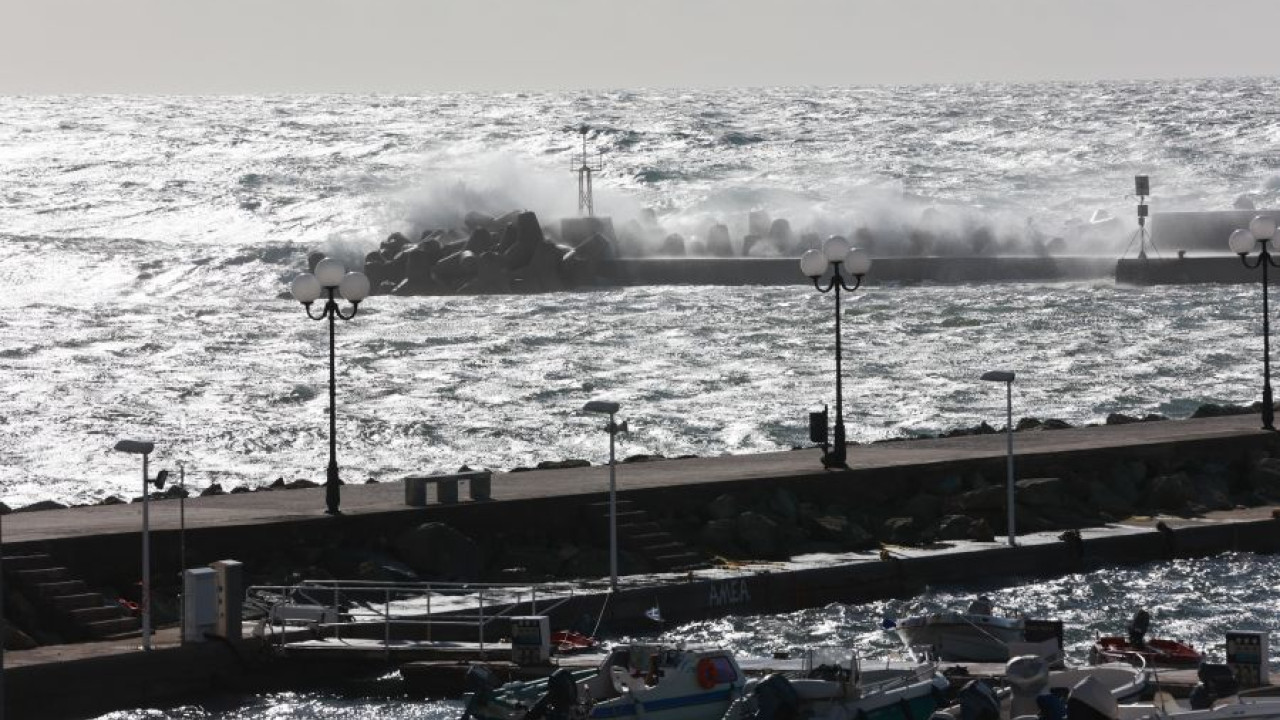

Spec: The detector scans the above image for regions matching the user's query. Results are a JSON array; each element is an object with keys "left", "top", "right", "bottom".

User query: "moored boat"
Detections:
[
  {"left": 723, "top": 648, "right": 950, "bottom": 720},
  {"left": 462, "top": 643, "right": 745, "bottom": 720},
  {"left": 1089, "top": 636, "right": 1203, "bottom": 668},
  {"left": 1091, "top": 609, "right": 1203, "bottom": 668},
  {"left": 892, "top": 597, "right": 1052, "bottom": 663}
]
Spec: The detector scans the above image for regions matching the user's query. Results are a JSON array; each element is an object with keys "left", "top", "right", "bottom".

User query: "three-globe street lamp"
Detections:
[
  {"left": 1229, "top": 215, "right": 1280, "bottom": 431},
  {"left": 290, "top": 258, "right": 371, "bottom": 514},
  {"left": 800, "top": 237, "right": 872, "bottom": 468}
]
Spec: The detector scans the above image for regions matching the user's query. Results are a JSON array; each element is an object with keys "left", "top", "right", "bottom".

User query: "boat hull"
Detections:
[
  {"left": 896, "top": 613, "right": 1025, "bottom": 662},
  {"left": 1090, "top": 636, "right": 1203, "bottom": 668}
]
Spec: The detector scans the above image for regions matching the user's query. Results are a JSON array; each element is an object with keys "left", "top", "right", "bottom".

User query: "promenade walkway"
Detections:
[{"left": 4, "top": 412, "right": 1272, "bottom": 545}]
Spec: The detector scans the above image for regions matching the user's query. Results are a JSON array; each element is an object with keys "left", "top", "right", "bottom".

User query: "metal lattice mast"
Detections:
[
  {"left": 572, "top": 125, "right": 603, "bottom": 217},
  {"left": 1136, "top": 174, "right": 1151, "bottom": 259}
]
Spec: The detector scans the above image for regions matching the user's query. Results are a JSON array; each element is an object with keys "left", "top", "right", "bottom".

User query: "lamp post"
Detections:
[
  {"left": 980, "top": 371, "right": 1017, "bottom": 547},
  {"left": 2, "top": 488, "right": 5, "bottom": 720},
  {"left": 112, "top": 440, "right": 168, "bottom": 651},
  {"left": 290, "top": 258, "right": 371, "bottom": 514},
  {"left": 583, "top": 400, "right": 626, "bottom": 591},
  {"left": 177, "top": 462, "right": 186, "bottom": 576},
  {"left": 1229, "top": 215, "right": 1280, "bottom": 431},
  {"left": 800, "top": 236, "right": 872, "bottom": 468}
]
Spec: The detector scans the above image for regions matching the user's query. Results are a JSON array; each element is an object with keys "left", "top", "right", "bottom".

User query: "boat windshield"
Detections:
[{"left": 803, "top": 647, "right": 856, "bottom": 681}]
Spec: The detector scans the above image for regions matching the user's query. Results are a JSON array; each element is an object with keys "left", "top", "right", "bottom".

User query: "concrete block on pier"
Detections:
[{"left": 560, "top": 216, "right": 616, "bottom": 247}]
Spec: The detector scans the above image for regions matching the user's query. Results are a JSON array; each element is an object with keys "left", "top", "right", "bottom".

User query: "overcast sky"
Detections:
[{"left": 5, "top": 0, "right": 1279, "bottom": 93}]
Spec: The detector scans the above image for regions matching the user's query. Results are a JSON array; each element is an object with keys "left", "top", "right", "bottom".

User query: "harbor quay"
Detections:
[{"left": 4, "top": 413, "right": 1280, "bottom": 717}]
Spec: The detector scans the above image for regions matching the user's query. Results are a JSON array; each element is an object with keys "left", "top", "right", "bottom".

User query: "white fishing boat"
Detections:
[
  {"left": 462, "top": 644, "right": 746, "bottom": 720},
  {"left": 722, "top": 648, "right": 950, "bottom": 720},
  {"left": 936, "top": 655, "right": 1150, "bottom": 720},
  {"left": 892, "top": 597, "right": 1032, "bottom": 663}
]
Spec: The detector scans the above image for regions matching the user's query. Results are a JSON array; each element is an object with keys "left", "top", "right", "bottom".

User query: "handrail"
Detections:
[
  {"left": 246, "top": 578, "right": 586, "bottom": 653},
  {"left": 955, "top": 613, "right": 1015, "bottom": 650}
]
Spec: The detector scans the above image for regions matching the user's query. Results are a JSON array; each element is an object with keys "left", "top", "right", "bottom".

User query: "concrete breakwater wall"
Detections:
[
  {"left": 9, "top": 416, "right": 1280, "bottom": 607},
  {"left": 7, "top": 416, "right": 1280, "bottom": 717},
  {"left": 1116, "top": 256, "right": 1257, "bottom": 285},
  {"left": 8, "top": 516, "right": 1277, "bottom": 720},
  {"left": 318, "top": 208, "right": 1118, "bottom": 296},
  {"left": 602, "top": 256, "right": 1117, "bottom": 286},
  {"left": 589, "top": 511, "right": 1280, "bottom": 636}
]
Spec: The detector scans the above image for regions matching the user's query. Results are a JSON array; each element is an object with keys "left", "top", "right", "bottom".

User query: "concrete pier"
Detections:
[{"left": 4, "top": 414, "right": 1280, "bottom": 717}]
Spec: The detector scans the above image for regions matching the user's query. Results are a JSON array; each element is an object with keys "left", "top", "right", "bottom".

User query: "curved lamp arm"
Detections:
[{"left": 811, "top": 266, "right": 864, "bottom": 293}]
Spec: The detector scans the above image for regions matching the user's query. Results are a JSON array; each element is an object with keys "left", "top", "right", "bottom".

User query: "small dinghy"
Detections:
[
  {"left": 551, "top": 630, "right": 599, "bottom": 655},
  {"left": 1089, "top": 637, "right": 1203, "bottom": 668},
  {"left": 1090, "top": 609, "right": 1203, "bottom": 668}
]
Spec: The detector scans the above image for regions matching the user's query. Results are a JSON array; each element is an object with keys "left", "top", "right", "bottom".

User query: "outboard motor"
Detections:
[
  {"left": 1066, "top": 677, "right": 1118, "bottom": 720},
  {"left": 967, "top": 597, "right": 994, "bottom": 616},
  {"left": 460, "top": 665, "right": 502, "bottom": 720},
  {"left": 526, "top": 668, "right": 580, "bottom": 720},
  {"left": 1006, "top": 655, "right": 1051, "bottom": 720},
  {"left": 747, "top": 674, "right": 802, "bottom": 720},
  {"left": 1189, "top": 663, "right": 1239, "bottom": 710},
  {"left": 1036, "top": 693, "right": 1067, "bottom": 720},
  {"left": 957, "top": 680, "right": 1000, "bottom": 720},
  {"left": 1126, "top": 610, "right": 1150, "bottom": 647}
]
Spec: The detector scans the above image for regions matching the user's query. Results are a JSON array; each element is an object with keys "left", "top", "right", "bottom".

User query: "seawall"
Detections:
[
  {"left": 1116, "top": 256, "right": 1257, "bottom": 285},
  {"left": 602, "top": 256, "right": 1117, "bottom": 286},
  {"left": 5, "top": 414, "right": 1280, "bottom": 716}
]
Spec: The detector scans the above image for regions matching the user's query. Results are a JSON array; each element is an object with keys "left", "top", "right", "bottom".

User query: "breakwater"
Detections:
[
  {"left": 8, "top": 512, "right": 1280, "bottom": 718},
  {"left": 5, "top": 414, "right": 1280, "bottom": 717},
  {"left": 330, "top": 209, "right": 1118, "bottom": 297},
  {"left": 602, "top": 256, "right": 1116, "bottom": 286},
  {"left": 1116, "top": 256, "right": 1256, "bottom": 285}
]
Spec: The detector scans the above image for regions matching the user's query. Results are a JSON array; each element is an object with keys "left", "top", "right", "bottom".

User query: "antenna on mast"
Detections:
[
  {"left": 572, "top": 125, "right": 604, "bottom": 217},
  {"left": 1122, "top": 175, "right": 1160, "bottom": 260},
  {"left": 1135, "top": 175, "right": 1152, "bottom": 259}
]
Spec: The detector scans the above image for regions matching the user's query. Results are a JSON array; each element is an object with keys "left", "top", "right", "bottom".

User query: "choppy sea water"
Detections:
[
  {"left": 3, "top": 81, "right": 1280, "bottom": 505},
  {"left": 0, "top": 272, "right": 1268, "bottom": 507},
  {"left": 89, "top": 552, "right": 1280, "bottom": 719}
]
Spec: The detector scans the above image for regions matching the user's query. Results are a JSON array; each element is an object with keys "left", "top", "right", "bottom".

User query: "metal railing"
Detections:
[{"left": 245, "top": 578, "right": 588, "bottom": 656}]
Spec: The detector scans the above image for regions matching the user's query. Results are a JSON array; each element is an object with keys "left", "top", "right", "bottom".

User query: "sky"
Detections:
[{"left": 4, "top": 0, "right": 1279, "bottom": 93}]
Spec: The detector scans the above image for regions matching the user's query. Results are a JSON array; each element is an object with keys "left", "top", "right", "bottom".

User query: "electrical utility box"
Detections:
[
  {"left": 211, "top": 559, "right": 244, "bottom": 640},
  {"left": 510, "top": 616, "right": 551, "bottom": 666},
  {"left": 808, "top": 406, "right": 828, "bottom": 444},
  {"left": 183, "top": 568, "right": 218, "bottom": 643},
  {"left": 1226, "top": 631, "right": 1271, "bottom": 688}
]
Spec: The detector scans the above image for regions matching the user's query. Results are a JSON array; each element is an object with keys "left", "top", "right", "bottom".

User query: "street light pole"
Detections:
[
  {"left": 290, "top": 258, "right": 370, "bottom": 514},
  {"left": 608, "top": 414, "right": 617, "bottom": 589},
  {"left": 112, "top": 440, "right": 166, "bottom": 651},
  {"left": 1230, "top": 216, "right": 1280, "bottom": 431},
  {"left": 178, "top": 462, "right": 186, "bottom": 577},
  {"left": 1, "top": 490, "right": 5, "bottom": 720},
  {"left": 583, "top": 400, "right": 626, "bottom": 591},
  {"left": 800, "top": 237, "right": 872, "bottom": 468},
  {"left": 981, "top": 371, "right": 1017, "bottom": 547}
]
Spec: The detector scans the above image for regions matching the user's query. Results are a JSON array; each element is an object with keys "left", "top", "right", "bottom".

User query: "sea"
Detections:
[{"left": 3, "top": 79, "right": 1280, "bottom": 716}]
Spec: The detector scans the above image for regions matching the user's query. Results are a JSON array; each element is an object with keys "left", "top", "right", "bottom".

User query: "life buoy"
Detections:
[{"left": 696, "top": 658, "right": 718, "bottom": 689}]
